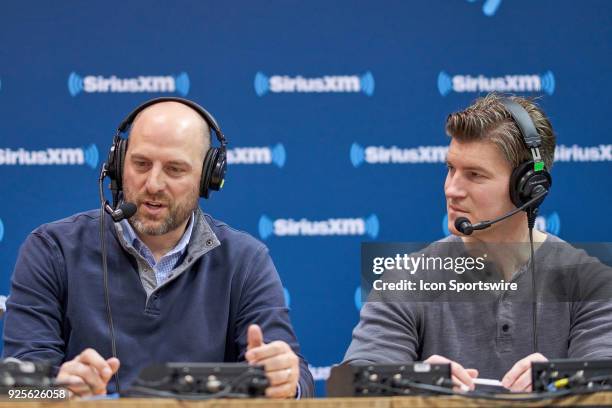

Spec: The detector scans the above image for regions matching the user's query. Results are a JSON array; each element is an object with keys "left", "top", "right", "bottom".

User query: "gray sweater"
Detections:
[{"left": 343, "top": 234, "right": 612, "bottom": 379}]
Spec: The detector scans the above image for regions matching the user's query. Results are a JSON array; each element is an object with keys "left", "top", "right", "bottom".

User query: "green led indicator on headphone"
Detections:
[{"left": 534, "top": 161, "right": 544, "bottom": 172}]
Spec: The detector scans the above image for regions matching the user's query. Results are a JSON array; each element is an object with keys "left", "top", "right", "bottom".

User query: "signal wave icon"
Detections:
[
  {"left": 354, "top": 286, "right": 364, "bottom": 311},
  {"left": 467, "top": 0, "right": 503, "bottom": 16},
  {"left": 442, "top": 214, "right": 450, "bottom": 236},
  {"left": 68, "top": 72, "right": 84, "bottom": 96},
  {"left": 350, "top": 143, "right": 365, "bottom": 167},
  {"left": 174, "top": 72, "right": 190, "bottom": 96},
  {"left": 254, "top": 72, "right": 270, "bottom": 96},
  {"left": 83, "top": 144, "right": 99, "bottom": 169},
  {"left": 364, "top": 214, "right": 380, "bottom": 239},
  {"left": 0, "top": 218, "right": 4, "bottom": 243},
  {"left": 437, "top": 71, "right": 452, "bottom": 97},
  {"left": 536, "top": 212, "right": 561, "bottom": 235},
  {"left": 360, "top": 72, "right": 375, "bottom": 96},
  {"left": 540, "top": 70, "right": 555, "bottom": 95},
  {"left": 271, "top": 143, "right": 286, "bottom": 168},
  {"left": 259, "top": 215, "right": 274, "bottom": 240}
]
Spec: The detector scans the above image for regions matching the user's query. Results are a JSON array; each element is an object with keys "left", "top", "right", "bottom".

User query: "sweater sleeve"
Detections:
[
  {"left": 233, "top": 245, "right": 314, "bottom": 397},
  {"left": 567, "top": 248, "right": 612, "bottom": 359},
  {"left": 2, "top": 231, "right": 66, "bottom": 371},
  {"left": 342, "top": 301, "right": 421, "bottom": 365}
]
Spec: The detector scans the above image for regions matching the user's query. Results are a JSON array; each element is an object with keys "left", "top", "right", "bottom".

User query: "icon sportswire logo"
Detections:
[
  {"left": 254, "top": 71, "right": 374, "bottom": 96},
  {"left": 442, "top": 212, "right": 561, "bottom": 236},
  {"left": 227, "top": 144, "right": 286, "bottom": 167},
  {"left": 68, "top": 72, "right": 190, "bottom": 96},
  {"left": 258, "top": 214, "right": 379, "bottom": 240},
  {"left": 467, "top": 0, "right": 503, "bottom": 16},
  {"left": 437, "top": 70, "right": 555, "bottom": 96},
  {"left": 350, "top": 143, "right": 448, "bottom": 167},
  {"left": 0, "top": 144, "right": 99, "bottom": 169}
]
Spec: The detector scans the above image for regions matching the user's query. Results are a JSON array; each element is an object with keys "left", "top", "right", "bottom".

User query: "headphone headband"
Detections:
[
  {"left": 499, "top": 98, "right": 541, "bottom": 149},
  {"left": 117, "top": 97, "right": 227, "bottom": 148}
]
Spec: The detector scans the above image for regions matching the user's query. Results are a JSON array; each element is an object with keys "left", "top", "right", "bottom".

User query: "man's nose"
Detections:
[
  {"left": 444, "top": 171, "right": 467, "bottom": 200},
  {"left": 144, "top": 164, "right": 166, "bottom": 194}
]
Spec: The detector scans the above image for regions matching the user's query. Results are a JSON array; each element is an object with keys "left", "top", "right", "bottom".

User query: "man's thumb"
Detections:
[
  {"left": 247, "top": 324, "right": 264, "bottom": 350},
  {"left": 467, "top": 368, "right": 479, "bottom": 378}
]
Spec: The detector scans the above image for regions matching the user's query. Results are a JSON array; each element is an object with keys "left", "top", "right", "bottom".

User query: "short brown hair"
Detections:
[{"left": 445, "top": 93, "right": 556, "bottom": 170}]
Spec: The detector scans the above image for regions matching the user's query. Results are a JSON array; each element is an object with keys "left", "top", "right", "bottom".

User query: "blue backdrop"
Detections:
[{"left": 1, "top": 0, "right": 611, "bottom": 396}]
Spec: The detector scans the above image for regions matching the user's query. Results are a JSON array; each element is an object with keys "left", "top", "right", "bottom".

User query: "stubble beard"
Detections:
[{"left": 125, "top": 187, "right": 199, "bottom": 236}]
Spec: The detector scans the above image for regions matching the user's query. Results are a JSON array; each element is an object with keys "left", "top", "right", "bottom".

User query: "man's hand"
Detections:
[
  {"left": 56, "top": 348, "right": 120, "bottom": 397},
  {"left": 424, "top": 354, "right": 478, "bottom": 391},
  {"left": 502, "top": 353, "right": 547, "bottom": 392},
  {"left": 244, "top": 324, "right": 299, "bottom": 398}
]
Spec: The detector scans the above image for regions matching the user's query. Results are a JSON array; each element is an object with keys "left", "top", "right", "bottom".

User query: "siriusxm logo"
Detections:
[
  {"left": 258, "top": 214, "right": 379, "bottom": 240},
  {"left": 437, "top": 70, "right": 555, "bottom": 96},
  {"left": 283, "top": 287, "right": 290, "bottom": 308},
  {"left": 308, "top": 365, "right": 331, "bottom": 382},
  {"left": 535, "top": 212, "right": 561, "bottom": 235},
  {"left": 555, "top": 144, "right": 612, "bottom": 162},
  {"left": 254, "top": 71, "right": 374, "bottom": 96},
  {"left": 354, "top": 286, "right": 364, "bottom": 311},
  {"left": 350, "top": 143, "right": 448, "bottom": 167},
  {"left": 68, "top": 72, "right": 190, "bottom": 96},
  {"left": 467, "top": 0, "right": 503, "bottom": 16},
  {"left": 0, "top": 144, "right": 99, "bottom": 169},
  {"left": 227, "top": 144, "right": 286, "bottom": 167},
  {"left": 0, "top": 218, "right": 4, "bottom": 243},
  {"left": 442, "top": 214, "right": 451, "bottom": 236},
  {"left": 442, "top": 212, "right": 561, "bottom": 235}
]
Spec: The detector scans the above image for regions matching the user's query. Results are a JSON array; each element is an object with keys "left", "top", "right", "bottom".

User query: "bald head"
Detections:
[{"left": 129, "top": 101, "right": 211, "bottom": 160}]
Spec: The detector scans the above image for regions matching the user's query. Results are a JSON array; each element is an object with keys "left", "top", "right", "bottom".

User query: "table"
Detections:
[{"left": 1, "top": 393, "right": 612, "bottom": 408}]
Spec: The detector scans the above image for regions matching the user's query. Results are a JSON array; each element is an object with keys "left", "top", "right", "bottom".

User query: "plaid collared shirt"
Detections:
[{"left": 119, "top": 213, "right": 194, "bottom": 286}]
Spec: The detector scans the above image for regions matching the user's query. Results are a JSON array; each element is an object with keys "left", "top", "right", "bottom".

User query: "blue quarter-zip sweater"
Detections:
[{"left": 3, "top": 208, "right": 314, "bottom": 396}]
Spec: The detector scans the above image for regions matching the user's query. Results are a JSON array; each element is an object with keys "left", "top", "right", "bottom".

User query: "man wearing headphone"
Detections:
[
  {"left": 343, "top": 93, "right": 612, "bottom": 392},
  {"left": 3, "top": 98, "right": 314, "bottom": 398}
]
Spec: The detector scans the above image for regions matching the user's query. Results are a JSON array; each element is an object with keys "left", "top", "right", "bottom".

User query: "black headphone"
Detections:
[
  {"left": 105, "top": 97, "right": 227, "bottom": 207},
  {"left": 501, "top": 98, "right": 552, "bottom": 211}
]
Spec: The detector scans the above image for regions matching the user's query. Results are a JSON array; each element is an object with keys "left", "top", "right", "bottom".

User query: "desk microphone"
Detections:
[{"left": 454, "top": 187, "right": 548, "bottom": 236}]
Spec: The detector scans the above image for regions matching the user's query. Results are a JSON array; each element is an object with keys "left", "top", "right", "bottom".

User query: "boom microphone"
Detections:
[
  {"left": 453, "top": 188, "right": 548, "bottom": 236},
  {"left": 104, "top": 202, "right": 137, "bottom": 222}
]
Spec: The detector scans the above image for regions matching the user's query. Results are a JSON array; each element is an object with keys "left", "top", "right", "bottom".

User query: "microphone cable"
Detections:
[
  {"left": 528, "top": 207, "right": 538, "bottom": 354},
  {"left": 98, "top": 166, "right": 121, "bottom": 394}
]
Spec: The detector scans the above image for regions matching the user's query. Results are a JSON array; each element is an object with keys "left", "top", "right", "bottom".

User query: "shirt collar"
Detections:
[{"left": 120, "top": 212, "right": 195, "bottom": 259}]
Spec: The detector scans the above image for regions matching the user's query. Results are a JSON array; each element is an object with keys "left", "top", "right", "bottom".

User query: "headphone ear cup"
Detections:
[
  {"left": 510, "top": 161, "right": 552, "bottom": 209},
  {"left": 208, "top": 148, "right": 227, "bottom": 192},
  {"left": 116, "top": 138, "right": 128, "bottom": 192},
  {"left": 200, "top": 148, "right": 217, "bottom": 198},
  {"left": 106, "top": 137, "right": 127, "bottom": 190}
]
